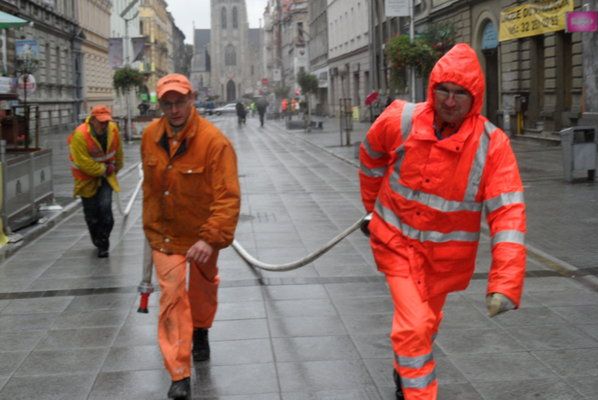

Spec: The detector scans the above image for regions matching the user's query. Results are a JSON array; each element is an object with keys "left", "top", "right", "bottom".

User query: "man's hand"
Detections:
[
  {"left": 186, "top": 240, "right": 213, "bottom": 265},
  {"left": 105, "top": 162, "right": 115, "bottom": 176},
  {"left": 486, "top": 293, "right": 515, "bottom": 317}
]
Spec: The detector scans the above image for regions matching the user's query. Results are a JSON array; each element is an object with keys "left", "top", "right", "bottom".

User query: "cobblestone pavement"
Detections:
[{"left": 0, "top": 114, "right": 596, "bottom": 399}]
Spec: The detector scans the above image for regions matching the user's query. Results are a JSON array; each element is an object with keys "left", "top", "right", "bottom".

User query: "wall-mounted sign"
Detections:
[
  {"left": 566, "top": 11, "right": 598, "bottom": 32},
  {"left": 499, "top": 0, "right": 573, "bottom": 41},
  {"left": 385, "top": 0, "right": 410, "bottom": 17},
  {"left": 15, "top": 39, "right": 38, "bottom": 59}
]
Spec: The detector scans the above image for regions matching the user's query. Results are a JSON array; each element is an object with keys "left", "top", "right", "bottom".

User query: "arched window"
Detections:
[
  {"left": 232, "top": 7, "right": 238, "bottom": 29},
  {"left": 221, "top": 7, "right": 227, "bottom": 29},
  {"left": 225, "top": 44, "right": 236, "bottom": 66}
]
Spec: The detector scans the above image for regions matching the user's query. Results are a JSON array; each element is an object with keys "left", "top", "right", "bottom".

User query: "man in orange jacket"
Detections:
[
  {"left": 68, "top": 105, "right": 123, "bottom": 258},
  {"left": 359, "top": 43, "right": 526, "bottom": 400},
  {"left": 141, "top": 73, "right": 240, "bottom": 399}
]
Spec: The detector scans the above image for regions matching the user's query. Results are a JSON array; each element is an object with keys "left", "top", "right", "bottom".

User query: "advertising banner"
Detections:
[
  {"left": 15, "top": 39, "right": 38, "bottom": 59},
  {"left": 108, "top": 38, "right": 123, "bottom": 68},
  {"left": 499, "top": 0, "right": 574, "bottom": 41},
  {"left": 566, "top": 11, "right": 598, "bottom": 32}
]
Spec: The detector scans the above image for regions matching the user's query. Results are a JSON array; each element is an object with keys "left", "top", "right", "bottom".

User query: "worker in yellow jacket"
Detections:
[{"left": 68, "top": 105, "right": 124, "bottom": 257}]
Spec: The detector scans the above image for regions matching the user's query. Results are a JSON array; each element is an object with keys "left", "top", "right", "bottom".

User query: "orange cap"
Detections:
[
  {"left": 91, "top": 105, "right": 112, "bottom": 122},
  {"left": 157, "top": 73, "right": 192, "bottom": 99}
]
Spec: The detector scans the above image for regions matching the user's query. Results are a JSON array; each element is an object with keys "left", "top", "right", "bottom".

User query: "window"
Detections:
[
  {"left": 232, "top": 7, "right": 238, "bottom": 29},
  {"left": 221, "top": 7, "right": 227, "bottom": 29},
  {"left": 225, "top": 44, "right": 236, "bottom": 66}
]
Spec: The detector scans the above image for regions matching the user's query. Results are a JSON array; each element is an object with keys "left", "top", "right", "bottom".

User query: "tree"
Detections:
[
  {"left": 113, "top": 66, "right": 146, "bottom": 95},
  {"left": 385, "top": 22, "right": 456, "bottom": 92},
  {"left": 297, "top": 70, "right": 318, "bottom": 131}
]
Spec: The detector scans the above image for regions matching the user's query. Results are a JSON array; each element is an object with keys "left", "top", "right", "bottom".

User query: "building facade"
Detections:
[
  {"left": 210, "top": 0, "right": 251, "bottom": 102},
  {"left": 308, "top": 0, "right": 329, "bottom": 115},
  {"left": 327, "top": 0, "right": 370, "bottom": 119},
  {"left": 139, "top": 0, "right": 171, "bottom": 93},
  {"left": 369, "top": 0, "right": 584, "bottom": 138},
  {"left": 190, "top": 29, "right": 211, "bottom": 98},
  {"left": 76, "top": 0, "right": 114, "bottom": 116},
  {"left": 7, "top": 0, "right": 81, "bottom": 135}
]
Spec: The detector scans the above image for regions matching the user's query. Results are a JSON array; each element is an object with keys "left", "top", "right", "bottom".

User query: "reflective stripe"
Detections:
[
  {"left": 484, "top": 192, "right": 525, "bottom": 213},
  {"left": 491, "top": 230, "right": 525, "bottom": 247},
  {"left": 401, "top": 370, "right": 437, "bottom": 389},
  {"left": 388, "top": 171, "right": 482, "bottom": 212},
  {"left": 375, "top": 201, "right": 480, "bottom": 243},
  {"left": 463, "top": 121, "right": 495, "bottom": 202},
  {"left": 401, "top": 102, "right": 416, "bottom": 141},
  {"left": 360, "top": 164, "right": 387, "bottom": 177},
  {"left": 363, "top": 138, "right": 385, "bottom": 159},
  {"left": 395, "top": 352, "right": 433, "bottom": 369},
  {"left": 92, "top": 150, "right": 116, "bottom": 162}
]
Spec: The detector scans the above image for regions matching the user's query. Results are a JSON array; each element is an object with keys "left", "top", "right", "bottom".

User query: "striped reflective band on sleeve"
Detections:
[
  {"left": 375, "top": 201, "right": 480, "bottom": 242},
  {"left": 360, "top": 164, "right": 387, "bottom": 177},
  {"left": 401, "top": 371, "right": 437, "bottom": 389},
  {"left": 463, "top": 120, "right": 495, "bottom": 202},
  {"left": 92, "top": 150, "right": 116, "bottom": 162},
  {"left": 491, "top": 230, "right": 525, "bottom": 247},
  {"left": 363, "top": 138, "right": 385, "bottom": 159},
  {"left": 484, "top": 191, "right": 525, "bottom": 213},
  {"left": 401, "top": 102, "right": 416, "bottom": 141},
  {"left": 395, "top": 352, "right": 433, "bottom": 369}
]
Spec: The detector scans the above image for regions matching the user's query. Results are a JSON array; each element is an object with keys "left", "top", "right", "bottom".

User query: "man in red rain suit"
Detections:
[{"left": 359, "top": 43, "right": 526, "bottom": 399}]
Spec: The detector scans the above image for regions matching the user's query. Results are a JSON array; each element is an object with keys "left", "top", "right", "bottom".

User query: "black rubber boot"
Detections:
[
  {"left": 167, "top": 377, "right": 190, "bottom": 400},
  {"left": 393, "top": 369, "right": 405, "bottom": 400},
  {"left": 193, "top": 328, "right": 210, "bottom": 361}
]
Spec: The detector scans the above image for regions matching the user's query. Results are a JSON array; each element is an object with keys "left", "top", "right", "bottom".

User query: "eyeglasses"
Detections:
[
  {"left": 159, "top": 99, "right": 189, "bottom": 110},
  {"left": 434, "top": 86, "right": 471, "bottom": 102}
]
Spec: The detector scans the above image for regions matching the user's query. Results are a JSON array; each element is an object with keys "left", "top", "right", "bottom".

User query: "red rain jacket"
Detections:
[{"left": 359, "top": 43, "right": 526, "bottom": 304}]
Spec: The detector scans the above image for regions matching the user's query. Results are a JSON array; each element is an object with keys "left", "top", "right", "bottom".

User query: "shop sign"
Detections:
[
  {"left": 0, "top": 76, "right": 16, "bottom": 95},
  {"left": 499, "top": 0, "right": 573, "bottom": 41},
  {"left": 566, "top": 11, "right": 598, "bottom": 32}
]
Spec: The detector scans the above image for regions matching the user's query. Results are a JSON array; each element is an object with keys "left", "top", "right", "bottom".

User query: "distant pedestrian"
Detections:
[
  {"left": 256, "top": 97, "right": 268, "bottom": 127},
  {"left": 68, "top": 105, "right": 123, "bottom": 258},
  {"left": 235, "top": 101, "right": 246, "bottom": 126},
  {"left": 359, "top": 43, "right": 526, "bottom": 399},
  {"left": 141, "top": 73, "right": 241, "bottom": 400}
]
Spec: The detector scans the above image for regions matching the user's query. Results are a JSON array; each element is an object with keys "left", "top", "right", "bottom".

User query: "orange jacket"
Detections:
[
  {"left": 359, "top": 43, "right": 526, "bottom": 304},
  {"left": 68, "top": 118, "right": 123, "bottom": 197},
  {"left": 141, "top": 108, "right": 241, "bottom": 254}
]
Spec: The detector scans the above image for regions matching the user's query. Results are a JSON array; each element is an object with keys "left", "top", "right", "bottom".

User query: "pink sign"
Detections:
[{"left": 566, "top": 11, "right": 598, "bottom": 32}]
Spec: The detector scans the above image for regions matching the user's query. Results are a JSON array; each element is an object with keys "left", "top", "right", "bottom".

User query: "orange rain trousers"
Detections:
[
  {"left": 153, "top": 250, "right": 220, "bottom": 381},
  {"left": 387, "top": 274, "right": 446, "bottom": 400}
]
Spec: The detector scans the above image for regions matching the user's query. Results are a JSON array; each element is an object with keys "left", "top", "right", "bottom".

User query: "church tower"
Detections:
[{"left": 210, "top": 0, "right": 250, "bottom": 102}]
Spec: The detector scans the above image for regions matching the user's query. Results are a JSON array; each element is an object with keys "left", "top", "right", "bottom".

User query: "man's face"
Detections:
[
  {"left": 159, "top": 91, "right": 193, "bottom": 127},
  {"left": 433, "top": 82, "right": 473, "bottom": 128},
  {"left": 90, "top": 118, "right": 109, "bottom": 134}
]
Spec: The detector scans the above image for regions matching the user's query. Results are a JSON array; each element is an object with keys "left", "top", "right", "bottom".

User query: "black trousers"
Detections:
[
  {"left": 258, "top": 111, "right": 265, "bottom": 127},
  {"left": 81, "top": 179, "right": 114, "bottom": 251}
]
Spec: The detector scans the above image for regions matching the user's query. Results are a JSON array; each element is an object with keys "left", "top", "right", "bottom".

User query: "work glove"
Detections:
[
  {"left": 486, "top": 293, "right": 515, "bottom": 317},
  {"left": 105, "top": 162, "right": 116, "bottom": 176},
  {"left": 360, "top": 214, "right": 372, "bottom": 237}
]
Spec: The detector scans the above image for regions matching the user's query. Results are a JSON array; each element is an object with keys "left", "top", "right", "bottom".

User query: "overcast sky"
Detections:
[{"left": 167, "top": 0, "right": 269, "bottom": 44}]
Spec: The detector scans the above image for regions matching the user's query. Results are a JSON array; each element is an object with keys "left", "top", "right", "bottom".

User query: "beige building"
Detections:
[
  {"left": 139, "top": 0, "right": 172, "bottom": 94},
  {"left": 76, "top": 0, "right": 114, "bottom": 116},
  {"left": 327, "top": 0, "right": 370, "bottom": 119}
]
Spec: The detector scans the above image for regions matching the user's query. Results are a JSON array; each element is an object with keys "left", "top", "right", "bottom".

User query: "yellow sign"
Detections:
[{"left": 499, "top": 0, "right": 573, "bottom": 41}]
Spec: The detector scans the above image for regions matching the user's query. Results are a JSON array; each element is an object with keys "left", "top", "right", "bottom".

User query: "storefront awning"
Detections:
[{"left": 0, "top": 11, "right": 28, "bottom": 29}]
